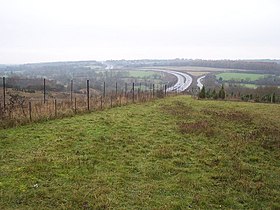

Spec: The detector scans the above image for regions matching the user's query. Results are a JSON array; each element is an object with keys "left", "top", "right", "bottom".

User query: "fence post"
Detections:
[
  {"left": 164, "top": 84, "right": 167, "bottom": 96},
  {"left": 43, "top": 78, "right": 46, "bottom": 104},
  {"left": 115, "top": 82, "right": 118, "bottom": 97},
  {"left": 87, "top": 80, "right": 90, "bottom": 111},
  {"left": 70, "top": 80, "right": 73, "bottom": 103},
  {"left": 74, "top": 97, "right": 77, "bottom": 113},
  {"left": 126, "top": 84, "right": 128, "bottom": 104},
  {"left": 125, "top": 83, "right": 127, "bottom": 103},
  {"left": 115, "top": 82, "right": 118, "bottom": 106},
  {"left": 29, "top": 101, "right": 32, "bottom": 121},
  {"left": 120, "top": 92, "right": 122, "bottom": 106},
  {"left": 150, "top": 83, "right": 152, "bottom": 93},
  {"left": 132, "top": 82, "right": 135, "bottom": 103},
  {"left": 110, "top": 95, "right": 113, "bottom": 108},
  {"left": 138, "top": 82, "right": 141, "bottom": 99},
  {"left": 153, "top": 84, "right": 155, "bottom": 98},
  {"left": 125, "top": 83, "right": 127, "bottom": 96},
  {"left": 103, "top": 81, "right": 106, "bottom": 98},
  {"left": 54, "top": 99, "right": 57, "bottom": 117},
  {"left": 3, "top": 77, "right": 5, "bottom": 109}
]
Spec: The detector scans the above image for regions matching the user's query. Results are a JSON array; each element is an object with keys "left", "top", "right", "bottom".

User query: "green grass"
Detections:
[
  {"left": 128, "top": 70, "right": 161, "bottom": 78},
  {"left": 240, "top": 83, "right": 258, "bottom": 88},
  {"left": 1, "top": 96, "right": 280, "bottom": 209},
  {"left": 217, "top": 72, "right": 268, "bottom": 82},
  {"left": 225, "top": 82, "right": 259, "bottom": 89}
]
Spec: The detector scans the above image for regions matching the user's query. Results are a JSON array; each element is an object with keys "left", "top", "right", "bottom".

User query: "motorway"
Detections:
[
  {"left": 104, "top": 64, "right": 193, "bottom": 93},
  {"left": 150, "top": 69, "right": 193, "bottom": 92},
  {"left": 197, "top": 75, "right": 205, "bottom": 90}
]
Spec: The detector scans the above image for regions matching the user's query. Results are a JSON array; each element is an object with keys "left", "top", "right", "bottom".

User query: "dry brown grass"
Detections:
[
  {"left": 161, "top": 100, "right": 194, "bottom": 118},
  {"left": 202, "top": 109, "right": 253, "bottom": 123},
  {"left": 179, "top": 120, "right": 215, "bottom": 137},
  {"left": 0, "top": 91, "right": 176, "bottom": 128}
]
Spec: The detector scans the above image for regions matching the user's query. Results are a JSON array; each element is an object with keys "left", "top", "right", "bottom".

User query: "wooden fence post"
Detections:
[
  {"left": 125, "top": 83, "right": 127, "bottom": 97},
  {"left": 3, "top": 77, "right": 5, "bottom": 109},
  {"left": 54, "top": 99, "right": 57, "bottom": 117},
  {"left": 43, "top": 78, "right": 46, "bottom": 104},
  {"left": 138, "top": 82, "right": 141, "bottom": 100},
  {"left": 115, "top": 82, "right": 118, "bottom": 106},
  {"left": 132, "top": 82, "right": 135, "bottom": 103},
  {"left": 70, "top": 79, "right": 73, "bottom": 104},
  {"left": 103, "top": 81, "right": 106, "bottom": 98},
  {"left": 74, "top": 97, "right": 77, "bottom": 113},
  {"left": 153, "top": 84, "right": 155, "bottom": 98},
  {"left": 29, "top": 101, "right": 32, "bottom": 121},
  {"left": 125, "top": 83, "right": 128, "bottom": 103},
  {"left": 115, "top": 82, "right": 118, "bottom": 97},
  {"left": 87, "top": 80, "right": 90, "bottom": 111},
  {"left": 120, "top": 92, "right": 122, "bottom": 106}
]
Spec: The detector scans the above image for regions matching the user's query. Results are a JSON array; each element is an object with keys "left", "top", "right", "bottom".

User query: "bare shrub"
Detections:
[{"left": 6, "top": 93, "right": 27, "bottom": 118}]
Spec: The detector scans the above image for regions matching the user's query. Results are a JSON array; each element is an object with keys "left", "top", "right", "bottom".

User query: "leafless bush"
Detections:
[{"left": 6, "top": 93, "right": 27, "bottom": 118}]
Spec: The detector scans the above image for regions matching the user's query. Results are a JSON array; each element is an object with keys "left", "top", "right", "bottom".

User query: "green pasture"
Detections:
[{"left": 1, "top": 96, "right": 279, "bottom": 209}]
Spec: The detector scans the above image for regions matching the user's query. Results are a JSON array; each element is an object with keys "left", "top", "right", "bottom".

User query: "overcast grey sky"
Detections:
[{"left": 0, "top": 0, "right": 279, "bottom": 64}]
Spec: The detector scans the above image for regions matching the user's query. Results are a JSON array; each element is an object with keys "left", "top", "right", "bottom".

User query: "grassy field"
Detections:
[
  {"left": 1, "top": 96, "right": 280, "bottom": 209},
  {"left": 217, "top": 72, "right": 268, "bottom": 81},
  {"left": 240, "top": 83, "right": 259, "bottom": 89},
  {"left": 128, "top": 70, "right": 161, "bottom": 78},
  {"left": 225, "top": 82, "right": 258, "bottom": 89}
]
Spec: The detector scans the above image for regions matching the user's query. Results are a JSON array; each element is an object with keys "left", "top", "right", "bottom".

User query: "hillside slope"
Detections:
[{"left": 1, "top": 96, "right": 279, "bottom": 209}]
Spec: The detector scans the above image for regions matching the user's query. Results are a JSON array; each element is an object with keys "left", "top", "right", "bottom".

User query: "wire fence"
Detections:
[{"left": 0, "top": 77, "right": 177, "bottom": 128}]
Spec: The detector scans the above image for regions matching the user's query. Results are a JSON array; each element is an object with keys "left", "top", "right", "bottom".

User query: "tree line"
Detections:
[
  {"left": 198, "top": 85, "right": 280, "bottom": 103},
  {"left": 106, "top": 59, "right": 280, "bottom": 74}
]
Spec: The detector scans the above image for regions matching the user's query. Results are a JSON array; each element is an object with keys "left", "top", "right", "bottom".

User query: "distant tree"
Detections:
[
  {"left": 212, "top": 89, "right": 218, "bottom": 99},
  {"left": 271, "top": 93, "right": 276, "bottom": 103},
  {"left": 255, "top": 95, "right": 260, "bottom": 102},
  {"left": 219, "top": 85, "right": 226, "bottom": 99},
  {"left": 198, "top": 86, "right": 206, "bottom": 99},
  {"left": 261, "top": 94, "right": 270, "bottom": 102},
  {"left": 206, "top": 88, "right": 211, "bottom": 98}
]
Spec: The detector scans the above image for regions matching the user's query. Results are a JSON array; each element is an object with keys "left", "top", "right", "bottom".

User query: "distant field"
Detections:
[
  {"left": 217, "top": 73, "right": 267, "bottom": 81},
  {"left": 239, "top": 83, "right": 259, "bottom": 89},
  {"left": 225, "top": 83, "right": 258, "bottom": 89},
  {"left": 1, "top": 96, "right": 279, "bottom": 209},
  {"left": 184, "top": 71, "right": 209, "bottom": 76},
  {"left": 226, "top": 83, "right": 280, "bottom": 89},
  {"left": 241, "top": 83, "right": 259, "bottom": 89},
  {"left": 128, "top": 70, "right": 161, "bottom": 78}
]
